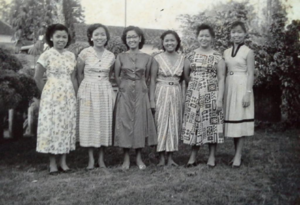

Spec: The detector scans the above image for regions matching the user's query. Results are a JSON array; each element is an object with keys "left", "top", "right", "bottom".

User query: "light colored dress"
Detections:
[
  {"left": 154, "top": 53, "right": 184, "bottom": 152},
  {"left": 182, "top": 50, "right": 224, "bottom": 146},
  {"left": 114, "top": 53, "right": 157, "bottom": 149},
  {"left": 223, "top": 44, "right": 254, "bottom": 137},
  {"left": 36, "top": 48, "right": 77, "bottom": 154},
  {"left": 77, "top": 47, "right": 115, "bottom": 147}
]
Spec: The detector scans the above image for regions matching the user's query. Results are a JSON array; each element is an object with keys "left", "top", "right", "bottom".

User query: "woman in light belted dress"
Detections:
[
  {"left": 34, "top": 24, "right": 77, "bottom": 174},
  {"left": 223, "top": 21, "right": 255, "bottom": 168},
  {"left": 150, "top": 30, "right": 189, "bottom": 167},
  {"left": 77, "top": 24, "right": 115, "bottom": 170},
  {"left": 114, "top": 26, "right": 157, "bottom": 170},
  {"left": 182, "top": 24, "right": 226, "bottom": 168}
]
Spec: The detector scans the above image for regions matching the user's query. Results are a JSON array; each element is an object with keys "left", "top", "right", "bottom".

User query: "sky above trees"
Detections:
[{"left": 81, "top": 0, "right": 300, "bottom": 30}]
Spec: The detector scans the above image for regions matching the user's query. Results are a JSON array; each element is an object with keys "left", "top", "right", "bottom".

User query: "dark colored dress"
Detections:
[{"left": 114, "top": 53, "right": 157, "bottom": 149}]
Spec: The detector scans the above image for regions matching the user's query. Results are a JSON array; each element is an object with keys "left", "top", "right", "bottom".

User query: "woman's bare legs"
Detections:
[
  {"left": 167, "top": 152, "right": 178, "bottom": 166},
  {"left": 86, "top": 148, "right": 95, "bottom": 169},
  {"left": 49, "top": 154, "right": 58, "bottom": 172},
  {"left": 98, "top": 147, "right": 106, "bottom": 168},
  {"left": 136, "top": 148, "right": 146, "bottom": 169},
  {"left": 59, "top": 154, "right": 70, "bottom": 170},
  {"left": 122, "top": 148, "right": 130, "bottom": 170},
  {"left": 187, "top": 146, "right": 199, "bottom": 165},
  {"left": 207, "top": 143, "right": 217, "bottom": 166},
  {"left": 232, "top": 137, "right": 244, "bottom": 166},
  {"left": 158, "top": 152, "right": 165, "bottom": 166}
]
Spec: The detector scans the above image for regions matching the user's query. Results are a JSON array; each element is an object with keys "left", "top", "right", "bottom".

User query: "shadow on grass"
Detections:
[{"left": 0, "top": 130, "right": 299, "bottom": 205}]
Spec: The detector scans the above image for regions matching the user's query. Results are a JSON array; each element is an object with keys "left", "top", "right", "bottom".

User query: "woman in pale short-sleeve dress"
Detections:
[
  {"left": 77, "top": 24, "right": 115, "bottom": 170},
  {"left": 34, "top": 24, "right": 77, "bottom": 174}
]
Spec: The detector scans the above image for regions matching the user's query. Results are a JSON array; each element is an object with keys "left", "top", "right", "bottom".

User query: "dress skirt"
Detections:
[
  {"left": 77, "top": 75, "right": 115, "bottom": 147},
  {"left": 224, "top": 72, "right": 254, "bottom": 137}
]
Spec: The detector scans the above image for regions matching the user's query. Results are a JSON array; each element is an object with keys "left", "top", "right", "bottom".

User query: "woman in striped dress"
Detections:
[
  {"left": 151, "top": 30, "right": 189, "bottom": 166},
  {"left": 223, "top": 21, "right": 255, "bottom": 167},
  {"left": 77, "top": 24, "right": 115, "bottom": 170},
  {"left": 182, "top": 24, "right": 225, "bottom": 168}
]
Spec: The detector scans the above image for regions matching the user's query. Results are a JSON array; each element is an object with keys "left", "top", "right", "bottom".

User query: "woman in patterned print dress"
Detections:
[
  {"left": 223, "top": 21, "right": 255, "bottom": 167},
  {"left": 114, "top": 26, "right": 157, "bottom": 170},
  {"left": 182, "top": 24, "right": 226, "bottom": 168},
  {"left": 34, "top": 24, "right": 77, "bottom": 174},
  {"left": 77, "top": 24, "right": 115, "bottom": 170},
  {"left": 150, "top": 30, "right": 189, "bottom": 167}
]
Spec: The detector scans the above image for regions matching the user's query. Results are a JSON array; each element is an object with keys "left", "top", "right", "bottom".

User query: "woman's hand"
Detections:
[
  {"left": 216, "top": 99, "right": 223, "bottom": 113},
  {"left": 242, "top": 93, "right": 251, "bottom": 107}
]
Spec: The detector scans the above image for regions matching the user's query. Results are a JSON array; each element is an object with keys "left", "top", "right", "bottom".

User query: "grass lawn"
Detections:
[{"left": 0, "top": 129, "right": 299, "bottom": 205}]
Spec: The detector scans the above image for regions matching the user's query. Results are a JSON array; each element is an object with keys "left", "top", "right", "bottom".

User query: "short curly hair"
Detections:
[
  {"left": 87, "top": 23, "right": 110, "bottom": 46},
  {"left": 196, "top": 24, "right": 215, "bottom": 38},
  {"left": 160, "top": 30, "right": 181, "bottom": 51},
  {"left": 44, "top": 24, "right": 72, "bottom": 48},
  {"left": 230, "top": 21, "right": 247, "bottom": 33},
  {"left": 121, "top": 26, "right": 145, "bottom": 50}
]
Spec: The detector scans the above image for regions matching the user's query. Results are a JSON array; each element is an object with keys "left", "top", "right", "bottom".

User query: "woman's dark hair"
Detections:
[
  {"left": 44, "top": 24, "right": 72, "bottom": 48},
  {"left": 121, "top": 26, "right": 145, "bottom": 49},
  {"left": 87, "top": 23, "right": 110, "bottom": 46},
  {"left": 230, "top": 21, "right": 247, "bottom": 33},
  {"left": 196, "top": 24, "right": 215, "bottom": 38},
  {"left": 160, "top": 30, "right": 181, "bottom": 51}
]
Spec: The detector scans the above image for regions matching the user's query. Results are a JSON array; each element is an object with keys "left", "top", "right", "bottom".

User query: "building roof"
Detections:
[
  {"left": 0, "top": 20, "right": 14, "bottom": 35},
  {"left": 74, "top": 23, "right": 165, "bottom": 45}
]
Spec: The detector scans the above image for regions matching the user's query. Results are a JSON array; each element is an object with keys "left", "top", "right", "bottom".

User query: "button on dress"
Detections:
[
  {"left": 114, "top": 53, "right": 157, "bottom": 149},
  {"left": 77, "top": 47, "right": 115, "bottom": 147}
]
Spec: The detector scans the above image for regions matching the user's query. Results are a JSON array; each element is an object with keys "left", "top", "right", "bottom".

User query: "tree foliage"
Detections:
[
  {"left": 0, "top": 47, "right": 38, "bottom": 112},
  {"left": 178, "top": 0, "right": 300, "bottom": 125}
]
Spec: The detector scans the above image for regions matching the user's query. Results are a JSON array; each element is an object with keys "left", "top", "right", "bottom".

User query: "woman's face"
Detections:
[
  {"left": 230, "top": 25, "right": 246, "bottom": 44},
  {"left": 52, "top": 30, "right": 68, "bottom": 50},
  {"left": 92, "top": 27, "right": 107, "bottom": 47},
  {"left": 163, "top": 34, "right": 178, "bottom": 53},
  {"left": 197, "top": 29, "right": 213, "bottom": 49},
  {"left": 126, "top": 30, "right": 141, "bottom": 49}
]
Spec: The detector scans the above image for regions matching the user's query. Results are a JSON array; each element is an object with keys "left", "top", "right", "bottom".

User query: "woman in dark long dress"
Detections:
[{"left": 114, "top": 26, "right": 157, "bottom": 170}]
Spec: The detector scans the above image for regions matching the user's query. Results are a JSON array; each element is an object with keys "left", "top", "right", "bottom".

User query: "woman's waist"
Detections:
[
  {"left": 226, "top": 70, "right": 248, "bottom": 76},
  {"left": 157, "top": 76, "right": 180, "bottom": 86},
  {"left": 84, "top": 74, "right": 109, "bottom": 81}
]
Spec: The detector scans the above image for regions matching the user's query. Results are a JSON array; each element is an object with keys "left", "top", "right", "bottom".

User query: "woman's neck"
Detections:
[
  {"left": 127, "top": 47, "right": 140, "bottom": 53},
  {"left": 53, "top": 47, "right": 64, "bottom": 53},
  {"left": 93, "top": 45, "right": 105, "bottom": 52},
  {"left": 164, "top": 50, "right": 177, "bottom": 56},
  {"left": 197, "top": 46, "right": 213, "bottom": 54}
]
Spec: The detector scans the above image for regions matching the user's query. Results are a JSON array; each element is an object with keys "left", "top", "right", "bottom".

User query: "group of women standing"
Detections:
[{"left": 34, "top": 21, "right": 254, "bottom": 175}]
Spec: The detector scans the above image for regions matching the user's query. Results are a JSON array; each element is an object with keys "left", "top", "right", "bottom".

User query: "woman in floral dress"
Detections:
[
  {"left": 182, "top": 24, "right": 225, "bottom": 168},
  {"left": 151, "top": 30, "right": 189, "bottom": 167},
  {"left": 34, "top": 24, "right": 77, "bottom": 174},
  {"left": 77, "top": 23, "right": 115, "bottom": 170}
]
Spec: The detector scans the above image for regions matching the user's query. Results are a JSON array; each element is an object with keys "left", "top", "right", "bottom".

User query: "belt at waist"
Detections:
[
  {"left": 227, "top": 71, "right": 248, "bottom": 76},
  {"left": 157, "top": 78, "right": 180, "bottom": 86},
  {"left": 84, "top": 73, "right": 109, "bottom": 80}
]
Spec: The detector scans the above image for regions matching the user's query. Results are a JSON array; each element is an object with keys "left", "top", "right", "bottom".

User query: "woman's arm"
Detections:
[
  {"left": 183, "top": 58, "right": 190, "bottom": 88},
  {"left": 150, "top": 58, "right": 158, "bottom": 109},
  {"left": 34, "top": 63, "right": 46, "bottom": 96},
  {"left": 243, "top": 50, "right": 255, "bottom": 107},
  {"left": 77, "top": 57, "right": 85, "bottom": 87},
  {"left": 71, "top": 66, "right": 78, "bottom": 95},
  {"left": 216, "top": 59, "right": 226, "bottom": 112},
  {"left": 114, "top": 55, "right": 121, "bottom": 86}
]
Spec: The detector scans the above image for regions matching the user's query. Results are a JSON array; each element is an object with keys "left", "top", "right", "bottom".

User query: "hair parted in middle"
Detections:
[{"left": 121, "top": 25, "right": 145, "bottom": 49}]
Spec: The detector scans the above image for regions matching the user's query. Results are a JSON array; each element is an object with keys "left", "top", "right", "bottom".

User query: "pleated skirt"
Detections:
[{"left": 77, "top": 78, "right": 115, "bottom": 147}]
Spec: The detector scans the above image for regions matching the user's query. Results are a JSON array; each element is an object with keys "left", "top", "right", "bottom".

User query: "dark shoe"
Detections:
[
  {"left": 58, "top": 166, "right": 72, "bottom": 173},
  {"left": 185, "top": 162, "right": 197, "bottom": 168}
]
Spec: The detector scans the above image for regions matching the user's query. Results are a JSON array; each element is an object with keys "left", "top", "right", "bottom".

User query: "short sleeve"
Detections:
[
  {"left": 78, "top": 49, "right": 87, "bottom": 61},
  {"left": 37, "top": 51, "right": 48, "bottom": 68}
]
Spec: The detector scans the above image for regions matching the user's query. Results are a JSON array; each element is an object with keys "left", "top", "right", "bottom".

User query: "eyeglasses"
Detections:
[{"left": 126, "top": 35, "right": 139, "bottom": 40}]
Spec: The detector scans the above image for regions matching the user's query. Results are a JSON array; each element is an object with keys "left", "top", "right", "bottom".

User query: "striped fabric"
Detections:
[
  {"left": 77, "top": 47, "right": 115, "bottom": 147},
  {"left": 154, "top": 53, "right": 184, "bottom": 152}
]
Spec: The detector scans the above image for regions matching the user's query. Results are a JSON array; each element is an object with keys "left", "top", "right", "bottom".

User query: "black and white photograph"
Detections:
[{"left": 0, "top": 0, "right": 299, "bottom": 204}]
